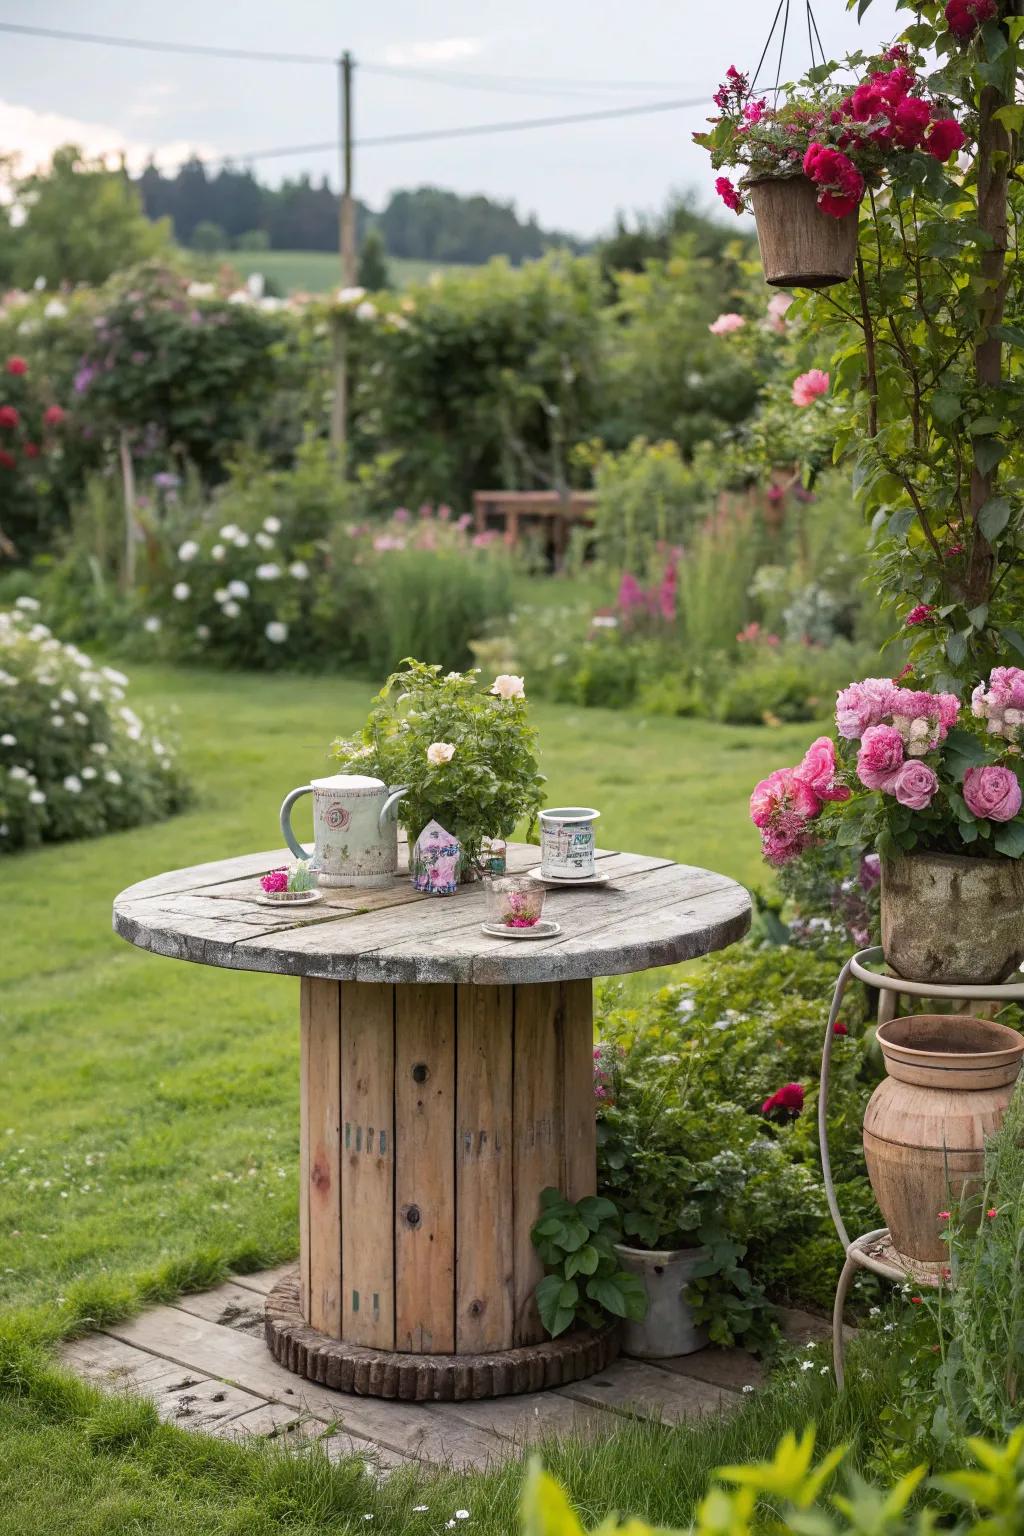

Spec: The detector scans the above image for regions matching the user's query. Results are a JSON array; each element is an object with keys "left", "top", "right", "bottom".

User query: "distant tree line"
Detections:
[{"left": 132, "top": 161, "right": 589, "bottom": 265}]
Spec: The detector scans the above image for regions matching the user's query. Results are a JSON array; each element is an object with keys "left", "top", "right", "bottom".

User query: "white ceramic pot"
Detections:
[
  {"left": 540, "top": 806, "right": 600, "bottom": 879},
  {"left": 280, "top": 773, "right": 407, "bottom": 888},
  {"left": 614, "top": 1243, "right": 710, "bottom": 1358}
]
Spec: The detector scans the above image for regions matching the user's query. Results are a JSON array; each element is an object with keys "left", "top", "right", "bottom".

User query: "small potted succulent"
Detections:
[
  {"left": 750, "top": 667, "right": 1024, "bottom": 984},
  {"left": 695, "top": 48, "right": 964, "bottom": 287}
]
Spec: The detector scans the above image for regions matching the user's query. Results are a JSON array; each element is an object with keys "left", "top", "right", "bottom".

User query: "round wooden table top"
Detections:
[{"left": 113, "top": 841, "right": 751, "bottom": 987}]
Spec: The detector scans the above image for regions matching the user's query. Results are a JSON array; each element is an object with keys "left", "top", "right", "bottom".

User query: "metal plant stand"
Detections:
[{"left": 818, "top": 946, "right": 1024, "bottom": 1387}]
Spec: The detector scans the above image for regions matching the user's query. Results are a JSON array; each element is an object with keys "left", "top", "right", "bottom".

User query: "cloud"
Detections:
[
  {"left": 0, "top": 98, "right": 216, "bottom": 177},
  {"left": 382, "top": 37, "right": 486, "bottom": 67}
]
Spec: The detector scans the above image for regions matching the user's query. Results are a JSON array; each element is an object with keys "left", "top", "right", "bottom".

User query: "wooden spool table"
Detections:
[{"left": 113, "top": 842, "right": 749, "bottom": 1401}]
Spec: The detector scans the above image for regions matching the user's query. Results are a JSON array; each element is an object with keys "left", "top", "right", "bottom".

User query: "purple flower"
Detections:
[{"left": 73, "top": 364, "right": 95, "bottom": 395}]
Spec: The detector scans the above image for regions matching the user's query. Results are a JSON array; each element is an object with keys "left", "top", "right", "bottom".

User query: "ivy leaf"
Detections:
[
  {"left": 978, "top": 497, "right": 1011, "bottom": 540},
  {"left": 994, "top": 822, "right": 1024, "bottom": 858}
]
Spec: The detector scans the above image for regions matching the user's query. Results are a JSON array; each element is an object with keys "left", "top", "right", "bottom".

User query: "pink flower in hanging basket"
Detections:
[
  {"left": 791, "top": 369, "right": 830, "bottom": 407},
  {"left": 715, "top": 175, "right": 744, "bottom": 215}
]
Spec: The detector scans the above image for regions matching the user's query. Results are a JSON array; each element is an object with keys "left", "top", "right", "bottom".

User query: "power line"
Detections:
[
  {"left": 0, "top": 18, "right": 692, "bottom": 95},
  {"left": 140, "top": 96, "right": 709, "bottom": 175}
]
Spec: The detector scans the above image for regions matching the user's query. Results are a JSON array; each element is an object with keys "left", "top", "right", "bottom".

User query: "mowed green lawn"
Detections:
[
  {"left": 0, "top": 665, "right": 831, "bottom": 1533},
  {"left": 232, "top": 249, "right": 465, "bottom": 294}
]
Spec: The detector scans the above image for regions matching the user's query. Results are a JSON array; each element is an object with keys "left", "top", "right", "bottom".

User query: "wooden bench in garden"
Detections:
[{"left": 472, "top": 490, "right": 596, "bottom": 570}]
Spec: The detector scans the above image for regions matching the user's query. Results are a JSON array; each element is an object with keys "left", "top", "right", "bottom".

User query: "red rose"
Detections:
[
  {"left": 0, "top": 449, "right": 14, "bottom": 469},
  {"left": 945, "top": 0, "right": 997, "bottom": 39},
  {"left": 23, "top": 441, "right": 40, "bottom": 459},
  {"left": 802, "top": 143, "right": 864, "bottom": 218},
  {"left": 848, "top": 82, "right": 885, "bottom": 122},
  {"left": 833, "top": 1019, "right": 849, "bottom": 1036},
  {"left": 926, "top": 118, "right": 966, "bottom": 161},
  {"left": 762, "top": 1081, "right": 805, "bottom": 1118},
  {"left": 0, "top": 404, "right": 19, "bottom": 429},
  {"left": 874, "top": 65, "right": 915, "bottom": 107},
  {"left": 4, "top": 356, "right": 27, "bottom": 376},
  {"left": 715, "top": 175, "right": 743, "bottom": 214},
  {"left": 891, "top": 95, "right": 932, "bottom": 149},
  {"left": 43, "top": 404, "right": 66, "bottom": 427}
]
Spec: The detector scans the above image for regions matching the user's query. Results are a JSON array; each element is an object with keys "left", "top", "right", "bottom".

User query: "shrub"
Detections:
[
  {"left": 586, "top": 437, "right": 706, "bottom": 576},
  {"left": 0, "top": 604, "right": 190, "bottom": 853},
  {"left": 0, "top": 350, "right": 70, "bottom": 559}
]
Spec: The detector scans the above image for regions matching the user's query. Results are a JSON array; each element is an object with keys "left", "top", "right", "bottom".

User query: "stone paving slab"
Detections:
[{"left": 59, "top": 1266, "right": 832, "bottom": 1471}]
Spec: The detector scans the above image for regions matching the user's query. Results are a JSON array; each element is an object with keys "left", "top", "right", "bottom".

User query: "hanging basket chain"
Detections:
[{"left": 748, "top": 0, "right": 827, "bottom": 100}]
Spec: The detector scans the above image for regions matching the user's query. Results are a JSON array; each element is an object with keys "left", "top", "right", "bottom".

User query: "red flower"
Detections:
[
  {"left": 43, "top": 404, "right": 66, "bottom": 427},
  {"left": 22, "top": 441, "right": 40, "bottom": 459},
  {"left": 906, "top": 603, "right": 936, "bottom": 626},
  {"left": 715, "top": 175, "right": 743, "bottom": 214},
  {"left": 802, "top": 143, "right": 864, "bottom": 219},
  {"left": 945, "top": 0, "right": 997, "bottom": 39},
  {"left": 987, "top": 1206, "right": 998, "bottom": 1219},
  {"left": 848, "top": 82, "right": 886, "bottom": 122},
  {"left": 910, "top": 1295, "right": 923, "bottom": 1305},
  {"left": 4, "top": 356, "right": 27, "bottom": 376},
  {"left": 926, "top": 118, "right": 966, "bottom": 161},
  {"left": 0, "top": 404, "right": 19, "bottom": 429},
  {"left": 761, "top": 1081, "right": 805, "bottom": 1118},
  {"left": 0, "top": 449, "right": 14, "bottom": 470},
  {"left": 832, "top": 1019, "right": 848, "bottom": 1036},
  {"left": 891, "top": 95, "right": 932, "bottom": 150},
  {"left": 875, "top": 66, "right": 916, "bottom": 107}
]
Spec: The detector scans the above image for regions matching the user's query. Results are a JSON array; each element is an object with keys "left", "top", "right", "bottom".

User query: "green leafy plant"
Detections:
[
  {"left": 330, "top": 658, "right": 545, "bottom": 868},
  {"left": 530, "top": 1187, "right": 647, "bottom": 1337}
]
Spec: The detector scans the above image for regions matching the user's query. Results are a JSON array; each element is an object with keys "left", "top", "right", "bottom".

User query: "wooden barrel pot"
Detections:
[
  {"left": 863, "top": 1014, "right": 1024, "bottom": 1265},
  {"left": 747, "top": 176, "right": 858, "bottom": 288},
  {"left": 881, "top": 851, "right": 1024, "bottom": 985}
]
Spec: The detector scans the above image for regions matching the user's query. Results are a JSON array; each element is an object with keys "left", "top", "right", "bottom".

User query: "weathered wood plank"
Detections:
[
  {"left": 511, "top": 982, "right": 564, "bottom": 1347},
  {"left": 455, "top": 984, "right": 514, "bottom": 1354},
  {"left": 561, "top": 981, "right": 596, "bottom": 1204},
  {"left": 341, "top": 981, "right": 395, "bottom": 1349},
  {"left": 557, "top": 1358, "right": 729, "bottom": 1422},
  {"left": 445, "top": 1391, "right": 615, "bottom": 1444},
  {"left": 299, "top": 988, "right": 311, "bottom": 1317},
  {"left": 101, "top": 1309, "right": 508, "bottom": 1468},
  {"left": 174, "top": 1282, "right": 267, "bottom": 1334},
  {"left": 230, "top": 1263, "right": 298, "bottom": 1298},
  {"left": 656, "top": 1349, "right": 762, "bottom": 1393},
  {"left": 394, "top": 984, "right": 456, "bottom": 1354},
  {"left": 303, "top": 979, "right": 342, "bottom": 1338}
]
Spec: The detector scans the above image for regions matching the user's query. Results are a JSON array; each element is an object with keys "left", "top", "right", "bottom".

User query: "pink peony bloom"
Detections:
[
  {"left": 857, "top": 724, "right": 905, "bottom": 791},
  {"left": 791, "top": 369, "right": 830, "bottom": 407},
  {"left": 794, "top": 736, "right": 850, "bottom": 804},
  {"left": 892, "top": 759, "right": 939, "bottom": 810},
  {"left": 963, "top": 765, "right": 1023, "bottom": 823},
  {"left": 709, "top": 312, "right": 746, "bottom": 335}
]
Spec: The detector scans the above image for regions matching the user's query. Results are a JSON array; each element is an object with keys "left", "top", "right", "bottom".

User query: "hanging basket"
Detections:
[{"left": 747, "top": 176, "right": 858, "bottom": 289}]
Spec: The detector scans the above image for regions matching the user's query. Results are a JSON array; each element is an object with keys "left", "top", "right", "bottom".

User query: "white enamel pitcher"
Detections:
[{"left": 280, "top": 774, "right": 407, "bottom": 888}]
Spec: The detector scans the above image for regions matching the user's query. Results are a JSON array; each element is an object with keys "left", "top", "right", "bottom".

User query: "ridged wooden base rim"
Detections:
[{"left": 264, "top": 1268, "right": 620, "bottom": 1401}]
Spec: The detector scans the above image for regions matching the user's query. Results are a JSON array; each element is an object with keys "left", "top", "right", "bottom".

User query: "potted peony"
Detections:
[
  {"left": 330, "top": 660, "right": 545, "bottom": 877},
  {"left": 695, "top": 49, "right": 965, "bottom": 287},
  {"left": 750, "top": 669, "right": 1024, "bottom": 984}
]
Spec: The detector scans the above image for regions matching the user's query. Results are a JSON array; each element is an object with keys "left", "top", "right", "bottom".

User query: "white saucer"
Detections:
[
  {"left": 526, "top": 868, "right": 610, "bottom": 887},
  {"left": 256, "top": 890, "right": 323, "bottom": 907},
  {"left": 480, "top": 919, "right": 562, "bottom": 941}
]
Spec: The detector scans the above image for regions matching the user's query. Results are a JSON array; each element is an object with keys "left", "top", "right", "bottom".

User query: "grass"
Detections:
[
  {"left": 229, "top": 249, "right": 465, "bottom": 294},
  {"left": 0, "top": 663, "right": 834, "bottom": 1531}
]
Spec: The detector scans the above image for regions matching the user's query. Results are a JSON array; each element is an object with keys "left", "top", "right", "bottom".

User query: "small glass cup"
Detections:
[{"left": 485, "top": 874, "right": 546, "bottom": 929}]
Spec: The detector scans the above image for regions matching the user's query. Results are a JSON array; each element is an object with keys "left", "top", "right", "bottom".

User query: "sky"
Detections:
[{"left": 1, "top": 0, "right": 903, "bottom": 238}]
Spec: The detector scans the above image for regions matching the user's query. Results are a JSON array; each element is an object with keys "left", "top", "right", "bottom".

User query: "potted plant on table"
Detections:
[
  {"left": 695, "top": 47, "right": 964, "bottom": 287},
  {"left": 750, "top": 669, "right": 1024, "bottom": 983},
  {"left": 330, "top": 659, "right": 545, "bottom": 879}
]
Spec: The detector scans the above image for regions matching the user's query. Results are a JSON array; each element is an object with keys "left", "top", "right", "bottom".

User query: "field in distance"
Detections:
[{"left": 227, "top": 248, "right": 466, "bottom": 294}]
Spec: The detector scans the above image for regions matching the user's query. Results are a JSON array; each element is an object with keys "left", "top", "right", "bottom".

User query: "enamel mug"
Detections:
[
  {"left": 280, "top": 773, "right": 407, "bottom": 888},
  {"left": 540, "top": 806, "right": 600, "bottom": 879}
]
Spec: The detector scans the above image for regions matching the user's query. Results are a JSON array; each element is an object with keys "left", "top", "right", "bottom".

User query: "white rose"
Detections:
[
  {"left": 490, "top": 673, "right": 525, "bottom": 700},
  {"left": 336, "top": 285, "right": 367, "bottom": 305},
  {"left": 196, "top": 624, "right": 211, "bottom": 641},
  {"left": 15, "top": 595, "right": 40, "bottom": 612},
  {"left": 90, "top": 742, "right": 109, "bottom": 756},
  {"left": 104, "top": 768, "right": 122, "bottom": 786},
  {"left": 63, "top": 774, "right": 82, "bottom": 794},
  {"left": 426, "top": 741, "right": 456, "bottom": 766},
  {"left": 355, "top": 301, "right": 378, "bottom": 322},
  {"left": 0, "top": 733, "right": 15, "bottom": 746},
  {"left": 82, "top": 766, "right": 97, "bottom": 780},
  {"left": 44, "top": 298, "right": 68, "bottom": 319},
  {"left": 29, "top": 789, "right": 46, "bottom": 805},
  {"left": 263, "top": 516, "right": 282, "bottom": 534},
  {"left": 255, "top": 563, "right": 281, "bottom": 581},
  {"left": 227, "top": 580, "right": 250, "bottom": 600},
  {"left": 288, "top": 560, "right": 309, "bottom": 580},
  {"left": 222, "top": 600, "right": 241, "bottom": 619},
  {"left": 265, "top": 620, "right": 288, "bottom": 644},
  {"left": 233, "top": 532, "right": 250, "bottom": 549},
  {"left": 177, "top": 540, "right": 199, "bottom": 563},
  {"left": 214, "top": 588, "right": 229, "bottom": 604},
  {"left": 210, "top": 543, "right": 226, "bottom": 562},
  {"left": 218, "top": 525, "right": 240, "bottom": 541},
  {"left": 101, "top": 666, "right": 128, "bottom": 686},
  {"left": 143, "top": 616, "right": 161, "bottom": 633},
  {"left": 172, "top": 582, "right": 191, "bottom": 601},
  {"left": 254, "top": 531, "right": 274, "bottom": 550}
]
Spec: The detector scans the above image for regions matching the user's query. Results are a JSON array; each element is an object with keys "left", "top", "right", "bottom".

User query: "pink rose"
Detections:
[
  {"left": 892, "top": 760, "right": 939, "bottom": 810},
  {"left": 836, "top": 678, "right": 897, "bottom": 739},
  {"left": 791, "top": 369, "right": 830, "bottom": 407},
  {"left": 857, "top": 724, "right": 904, "bottom": 791},
  {"left": 963, "top": 765, "right": 1023, "bottom": 823},
  {"left": 709, "top": 312, "right": 745, "bottom": 335},
  {"left": 793, "top": 736, "right": 850, "bottom": 804},
  {"left": 750, "top": 767, "right": 820, "bottom": 828}
]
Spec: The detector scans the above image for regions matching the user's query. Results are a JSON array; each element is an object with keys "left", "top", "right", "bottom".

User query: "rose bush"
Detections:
[{"left": 0, "top": 603, "right": 190, "bottom": 852}]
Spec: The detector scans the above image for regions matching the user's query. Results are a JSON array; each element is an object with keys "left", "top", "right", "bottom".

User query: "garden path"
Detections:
[{"left": 61, "top": 1265, "right": 836, "bottom": 1473}]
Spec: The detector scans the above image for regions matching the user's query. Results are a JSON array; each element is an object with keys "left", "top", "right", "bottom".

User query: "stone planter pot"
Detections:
[
  {"left": 613, "top": 1243, "right": 710, "bottom": 1358},
  {"left": 747, "top": 176, "right": 858, "bottom": 288},
  {"left": 863, "top": 1013, "right": 1024, "bottom": 1265},
  {"left": 880, "top": 851, "right": 1024, "bottom": 985}
]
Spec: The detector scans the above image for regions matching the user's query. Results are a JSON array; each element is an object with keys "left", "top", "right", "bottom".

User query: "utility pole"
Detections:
[{"left": 331, "top": 50, "right": 356, "bottom": 453}]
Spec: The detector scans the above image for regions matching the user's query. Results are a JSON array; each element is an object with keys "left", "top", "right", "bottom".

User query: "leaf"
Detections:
[
  {"left": 931, "top": 391, "right": 962, "bottom": 425},
  {"left": 888, "top": 507, "right": 916, "bottom": 539},
  {"left": 520, "top": 1464, "right": 585, "bottom": 1536},
  {"left": 576, "top": 1194, "right": 618, "bottom": 1230},
  {"left": 967, "top": 415, "right": 1002, "bottom": 435},
  {"left": 992, "top": 323, "right": 1024, "bottom": 347},
  {"left": 967, "top": 604, "right": 989, "bottom": 631},
  {"left": 565, "top": 1243, "right": 600, "bottom": 1278},
  {"left": 994, "top": 821, "right": 1024, "bottom": 858},
  {"left": 1001, "top": 627, "right": 1024, "bottom": 662},
  {"left": 535, "top": 1274, "right": 574, "bottom": 1336},
  {"left": 973, "top": 437, "right": 1005, "bottom": 476},
  {"left": 586, "top": 1275, "right": 629, "bottom": 1317},
  {"left": 977, "top": 497, "right": 1011, "bottom": 540},
  {"left": 946, "top": 632, "right": 968, "bottom": 666}
]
